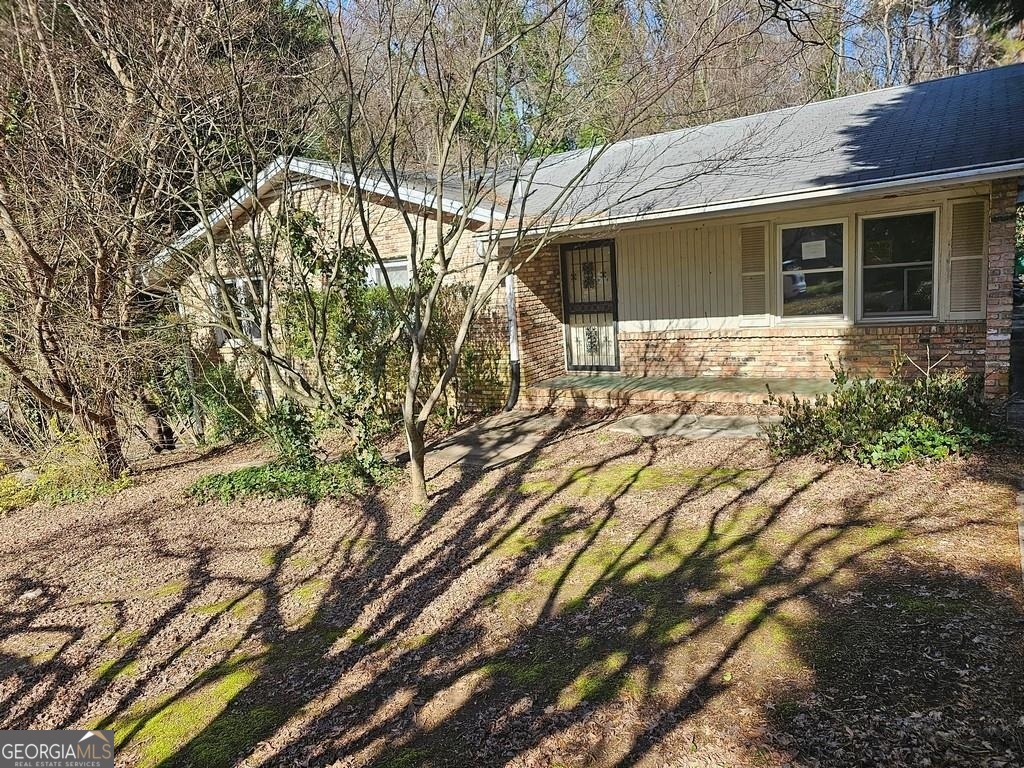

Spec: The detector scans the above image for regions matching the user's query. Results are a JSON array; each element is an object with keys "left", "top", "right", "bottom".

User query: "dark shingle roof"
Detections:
[{"left": 508, "top": 63, "right": 1024, "bottom": 222}]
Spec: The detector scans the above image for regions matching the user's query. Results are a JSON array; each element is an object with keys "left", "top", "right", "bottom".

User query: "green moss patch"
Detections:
[
  {"left": 557, "top": 650, "right": 629, "bottom": 708},
  {"left": 398, "top": 632, "right": 433, "bottom": 651},
  {"left": 564, "top": 463, "right": 753, "bottom": 497},
  {"left": 376, "top": 746, "right": 435, "bottom": 768},
  {"left": 94, "top": 658, "right": 140, "bottom": 681},
  {"left": 891, "top": 593, "right": 966, "bottom": 616},
  {"left": 100, "top": 657, "right": 278, "bottom": 768},
  {"left": 293, "top": 578, "right": 327, "bottom": 606},
  {"left": 110, "top": 629, "right": 144, "bottom": 647},
  {"left": 517, "top": 478, "right": 557, "bottom": 496},
  {"left": 191, "top": 592, "right": 263, "bottom": 619},
  {"left": 149, "top": 580, "right": 186, "bottom": 599},
  {"left": 259, "top": 548, "right": 284, "bottom": 567}
]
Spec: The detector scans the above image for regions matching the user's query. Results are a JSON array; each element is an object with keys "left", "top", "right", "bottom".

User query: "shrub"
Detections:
[
  {"left": 194, "top": 363, "right": 259, "bottom": 444},
  {"left": 764, "top": 355, "right": 995, "bottom": 468},
  {"left": 186, "top": 455, "right": 387, "bottom": 504},
  {"left": 264, "top": 398, "right": 316, "bottom": 467},
  {"left": 0, "top": 471, "right": 35, "bottom": 514},
  {"left": 154, "top": 355, "right": 259, "bottom": 446},
  {"left": 0, "top": 433, "right": 132, "bottom": 513}
]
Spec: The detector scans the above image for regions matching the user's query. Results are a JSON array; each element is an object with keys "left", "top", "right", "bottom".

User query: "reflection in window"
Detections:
[
  {"left": 369, "top": 261, "right": 410, "bottom": 288},
  {"left": 779, "top": 222, "right": 844, "bottom": 317},
  {"left": 861, "top": 212, "right": 935, "bottom": 318}
]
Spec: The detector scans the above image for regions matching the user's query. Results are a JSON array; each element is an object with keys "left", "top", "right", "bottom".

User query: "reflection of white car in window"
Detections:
[{"left": 782, "top": 260, "right": 807, "bottom": 299}]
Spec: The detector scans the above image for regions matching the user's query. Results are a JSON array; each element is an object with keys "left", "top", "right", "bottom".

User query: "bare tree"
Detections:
[
  {"left": 845, "top": 0, "right": 1007, "bottom": 87},
  {"left": 0, "top": 0, "right": 319, "bottom": 476},
  {"left": 309, "top": 0, "right": 808, "bottom": 505}
]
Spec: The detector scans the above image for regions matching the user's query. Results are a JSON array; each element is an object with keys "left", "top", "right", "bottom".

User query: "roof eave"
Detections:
[{"left": 496, "top": 159, "right": 1024, "bottom": 241}]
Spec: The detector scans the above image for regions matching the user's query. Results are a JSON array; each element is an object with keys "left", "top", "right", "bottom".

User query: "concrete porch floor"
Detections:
[{"left": 521, "top": 373, "right": 835, "bottom": 408}]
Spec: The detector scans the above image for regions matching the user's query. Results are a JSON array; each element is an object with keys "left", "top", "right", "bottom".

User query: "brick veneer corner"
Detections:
[
  {"left": 514, "top": 245, "right": 564, "bottom": 385},
  {"left": 984, "top": 177, "right": 1018, "bottom": 399}
]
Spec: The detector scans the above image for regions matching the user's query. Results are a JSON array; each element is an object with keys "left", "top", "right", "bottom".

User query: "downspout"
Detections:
[{"left": 503, "top": 272, "right": 521, "bottom": 411}]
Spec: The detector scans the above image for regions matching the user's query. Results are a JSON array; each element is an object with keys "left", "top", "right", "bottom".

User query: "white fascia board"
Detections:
[
  {"left": 290, "top": 158, "right": 494, "bottom": 223},
  {"left": 493, "top": 159, "right": 1024, "bottom": 241},
  {"left": 149, "top": 156, "right": 289, "bottom": 275}
]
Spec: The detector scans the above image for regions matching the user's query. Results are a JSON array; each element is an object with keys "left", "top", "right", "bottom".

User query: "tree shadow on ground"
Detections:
[
  {"left": 0, "top": 419, "right": 1020, "bottom": 768},
  {"left": 761, "top": 561, "right": 1024, "bottom": 767}
]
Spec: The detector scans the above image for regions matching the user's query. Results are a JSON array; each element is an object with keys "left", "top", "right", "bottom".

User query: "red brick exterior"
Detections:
[
  {"left": 985, "top": 177, "right": 1017, "bottom": 398},
  {"left": 459, "top": 296, "right": 510, "bottom": 411},
  {"left": 617, "top": 323, "right": 985, "bottom": 379},
  {"left": 514, "top": 245, "right": 564, "bottom": 385},
  {"left": 514, "top": 178, "right": 1021, "bottom": 403}
]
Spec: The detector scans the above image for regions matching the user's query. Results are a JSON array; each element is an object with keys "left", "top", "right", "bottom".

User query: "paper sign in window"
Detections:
[{"left": 801, "top": 239, "right": 826, "bottom": 262}]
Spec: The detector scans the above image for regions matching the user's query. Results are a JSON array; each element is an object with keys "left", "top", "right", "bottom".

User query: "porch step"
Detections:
[{"left": 521, "top": 374, "right": 833, "bottom": 410}]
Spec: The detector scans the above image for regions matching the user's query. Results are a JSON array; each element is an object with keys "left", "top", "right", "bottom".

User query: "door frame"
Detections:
[{"left": 560, "top": 239, "right": 620, "bottom": 372}]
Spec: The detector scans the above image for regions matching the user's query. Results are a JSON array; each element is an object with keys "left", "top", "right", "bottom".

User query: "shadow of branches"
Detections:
[{"left": 0, "top": 418, "right": 1021, "bottom": 768}]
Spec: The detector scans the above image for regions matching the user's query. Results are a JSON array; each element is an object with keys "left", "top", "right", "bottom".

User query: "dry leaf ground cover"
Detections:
[{"left": 1, "top": 416, "right": 1023, "bottom": 767}]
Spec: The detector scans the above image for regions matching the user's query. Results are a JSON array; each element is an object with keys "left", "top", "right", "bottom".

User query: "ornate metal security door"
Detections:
[{"left": 561, "top": 240, "right": 619, "bottom": 371}]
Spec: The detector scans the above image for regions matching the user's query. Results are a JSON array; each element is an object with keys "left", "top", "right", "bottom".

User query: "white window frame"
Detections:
[
  {"left": 857, "top": 207, "right": 940, "bottom": 323},
  {"left": 775, "top": 217, "right": 850, "bottom": 324},
  {"left": 368, "top": 259, "right": 410, "bottom": 288}
]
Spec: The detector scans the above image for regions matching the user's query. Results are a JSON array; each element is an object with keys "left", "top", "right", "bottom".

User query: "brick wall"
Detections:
[
  {"left": 514, "top": 179, "right": 1023, "bottom": 392},
  {"left": 985, "top": 177, "right": 1018, "bottom": 399},
  {"left": 617, "top": 323, "right": 985, "bottom": 379},
  {"left": 458, "top": 298, "right": 509, "bottom": 410},
  {"left": 514, "top": 245, "right": 565, "bottom": 385},
  {"left": 514, "top": 251, "right": 989, "bottom": 385},
  {"left": 267, "top": 183, "right": 480, "bottom": 270}
]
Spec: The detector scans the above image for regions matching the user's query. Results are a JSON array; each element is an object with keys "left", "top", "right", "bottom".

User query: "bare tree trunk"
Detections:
[
  {"left": 87, "top": 405, "right": 129, "bottom": 478},
  {"left": 140, "top": 394, "right": 177, "bottom": 452},
  {"left": 404, "top": 414, "right": 428, "bottom": 507}
]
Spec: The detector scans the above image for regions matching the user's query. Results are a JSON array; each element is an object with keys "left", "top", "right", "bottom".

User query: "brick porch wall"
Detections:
[
  {"left": 618, "top": 324, "right": 985, "bottom": 379},
  {"left": 515, "top": 250, "right": 987, "bottom": 384},
  {"left": 985, "top": 177, "right": 1018, "bottom": 398}
]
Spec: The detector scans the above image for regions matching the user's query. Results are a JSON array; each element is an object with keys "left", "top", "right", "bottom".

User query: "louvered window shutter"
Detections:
[
  {"left": 740, "top": 224, "right": 768, "bottom": 322},
  {"left": 947, "top": 199, "right": 986, "bottom": 320}
]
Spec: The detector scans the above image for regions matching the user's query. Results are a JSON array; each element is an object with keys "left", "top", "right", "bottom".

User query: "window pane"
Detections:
[
  {"left": 783, "top": 270, "right": 844, "bottom": 316},
  {"left": 863, "top": 265, "right": 933, "bottom": 315},
  {"left": 387, "top": 265, "right": 410, "bottom": 288},
  {"left": 862, "top": 212, "right": 935, "bottom": 317},
  {"left": 862, "top": 212, "right": 934, "bottom": 266},
  {"left": 780, "top": 223, "right": 844, "bottom": 271},
  {"left": 369, "top": 262, "right": 410, "bottom": 288}
]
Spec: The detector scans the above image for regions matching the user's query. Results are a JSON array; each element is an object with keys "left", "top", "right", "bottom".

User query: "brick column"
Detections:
[{"left": 984, "top": 177, "right": 1018, "bottom": 399}]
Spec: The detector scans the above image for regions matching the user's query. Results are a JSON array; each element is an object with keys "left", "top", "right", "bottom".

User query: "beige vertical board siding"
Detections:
[{"left": 617, "top": 221, "right": 739, "bottom": 331}]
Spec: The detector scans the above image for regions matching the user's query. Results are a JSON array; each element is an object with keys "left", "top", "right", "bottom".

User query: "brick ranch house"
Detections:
[
  {"left": 507, "top": 64, "right": 1024, "bottom": 408},
  {"left": 157, "top": 63, "right": 1024, "bottom": 411}
]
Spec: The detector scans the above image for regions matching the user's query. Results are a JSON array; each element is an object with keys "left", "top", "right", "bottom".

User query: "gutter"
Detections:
[{"left": 289, "top": 158, "right": 494, "bottom": 223}]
